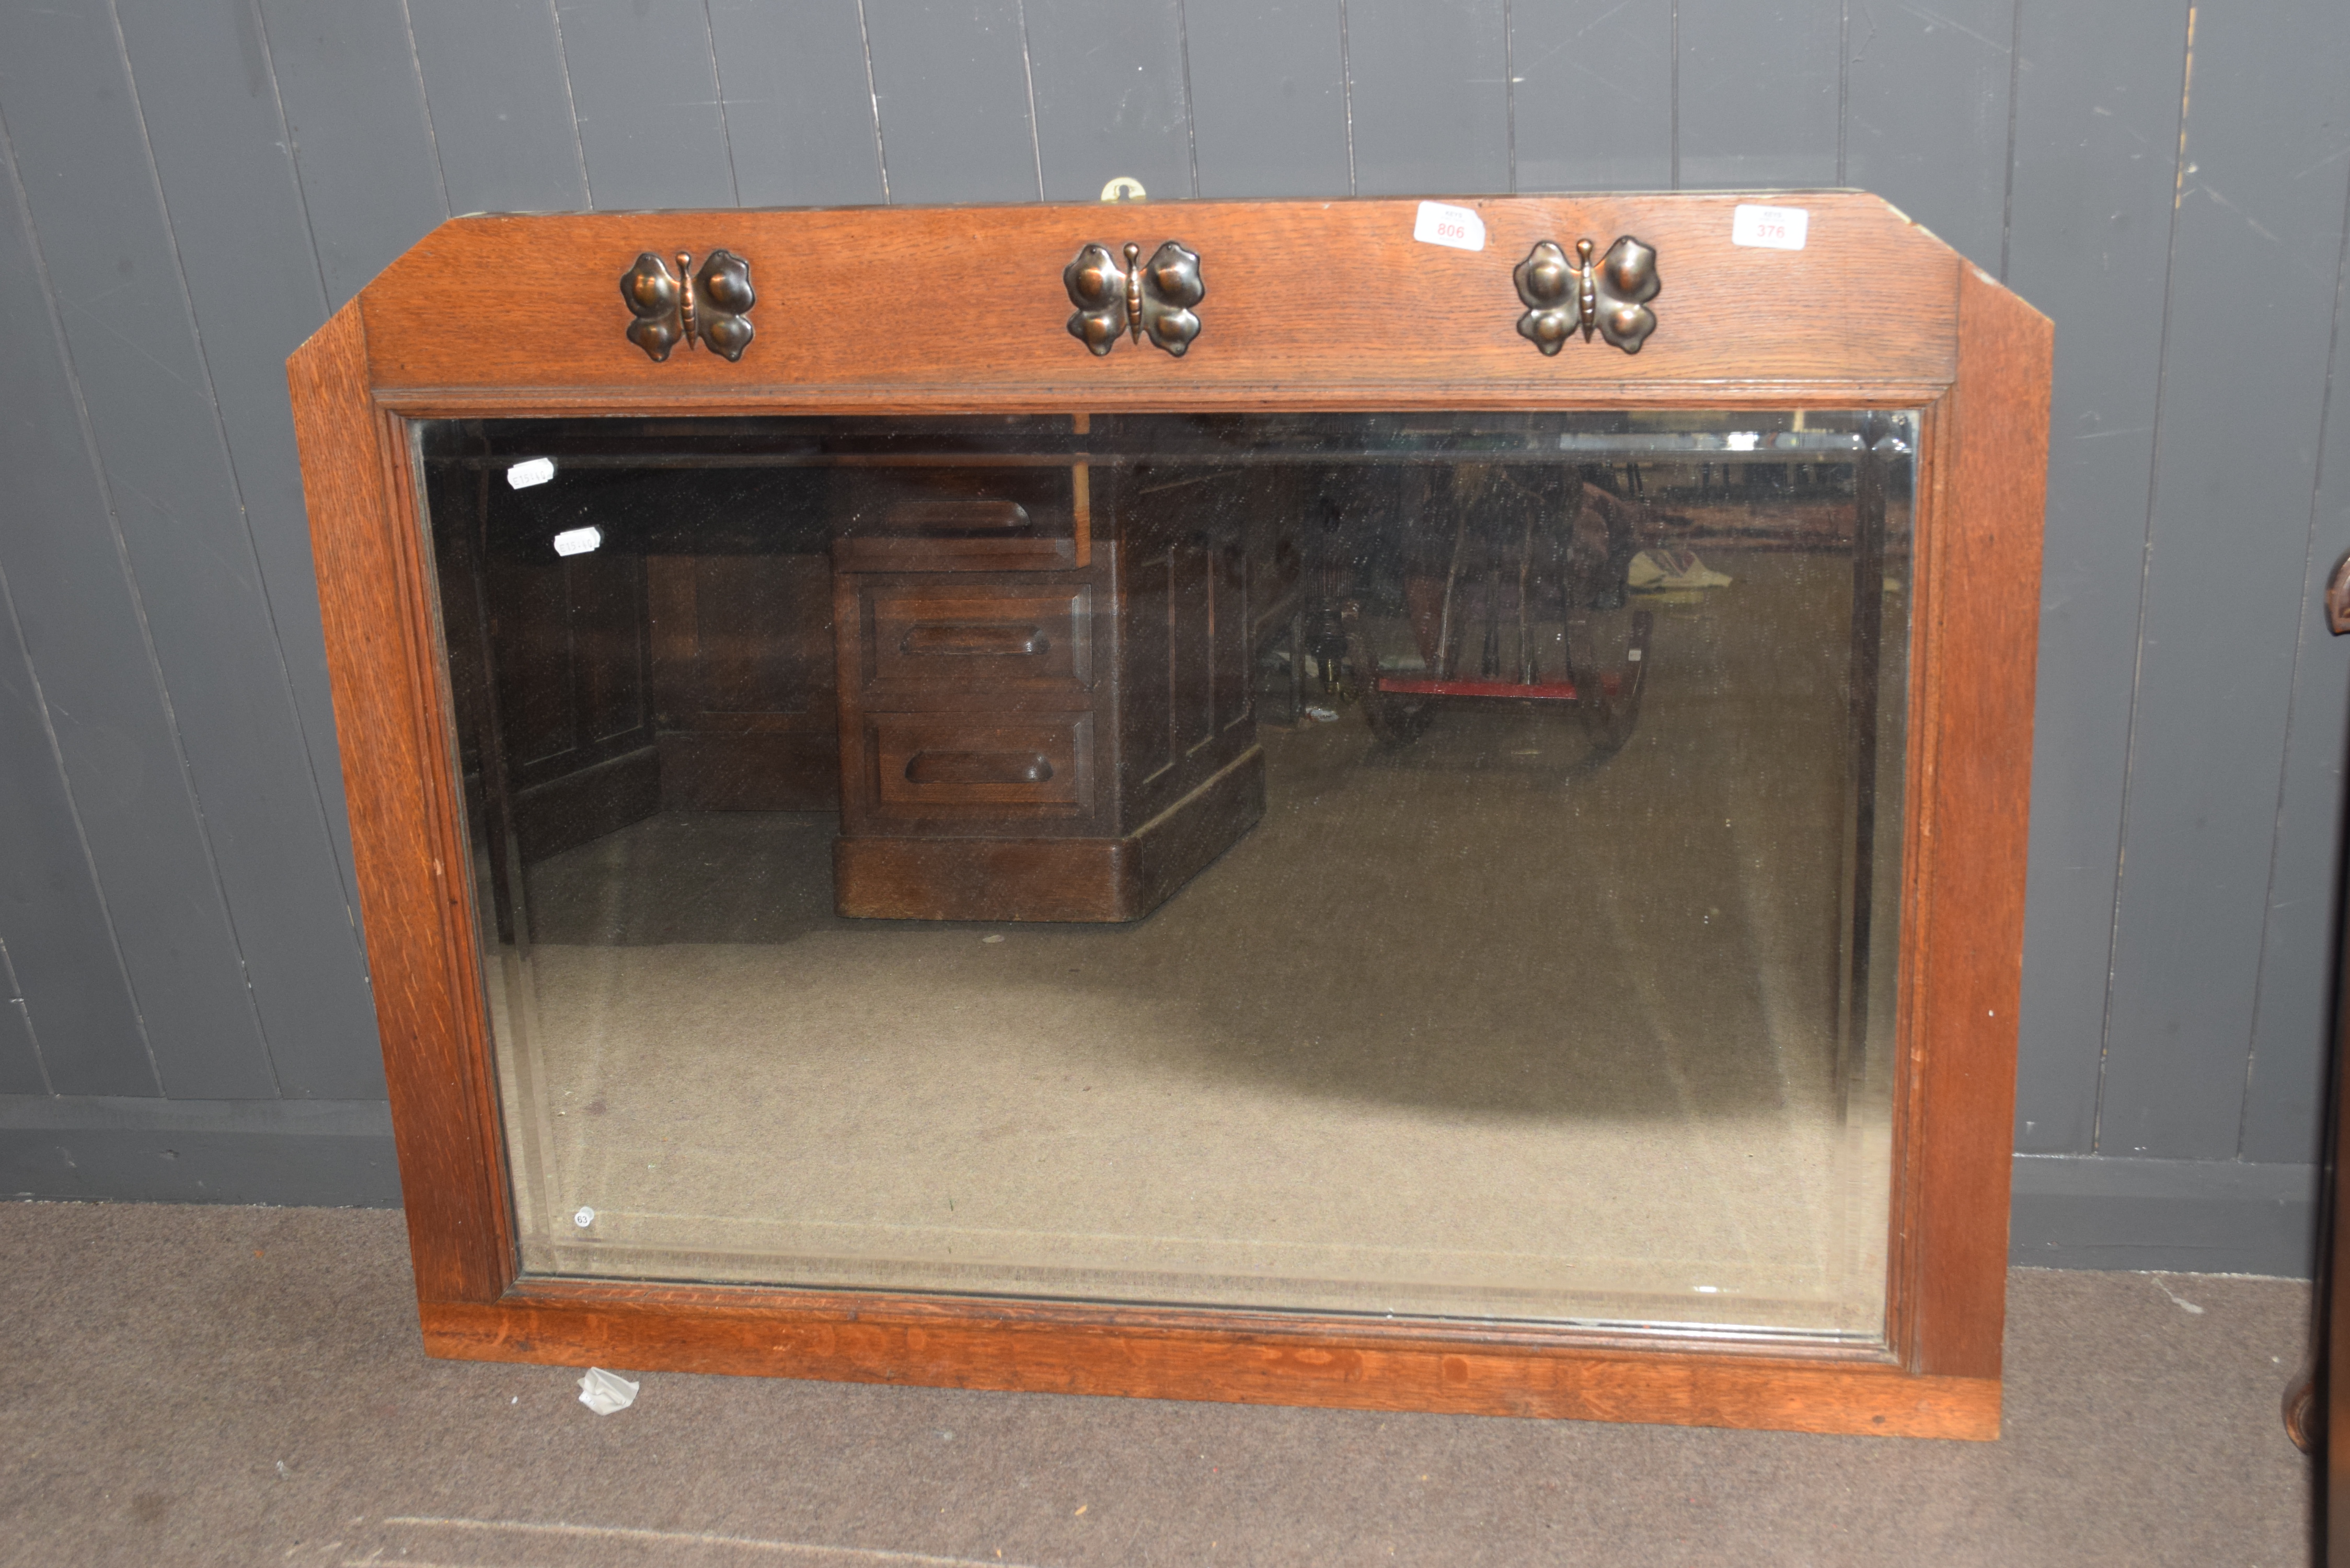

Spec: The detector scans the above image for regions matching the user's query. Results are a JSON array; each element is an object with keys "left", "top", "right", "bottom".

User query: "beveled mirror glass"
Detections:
[{"left": 415, "top": 407, "right": 1915, "bottom": 1341}]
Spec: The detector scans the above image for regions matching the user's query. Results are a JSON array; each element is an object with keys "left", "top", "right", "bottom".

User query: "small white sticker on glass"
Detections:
[
  {"left": 506, "top": 456, "right": 557, "bottom": 489},
  {"left": 553, "top": 526, "right": 602, "bottom": 558},
  {"left": 1412, "top": 201, "right": 1485, "bottom": 252},
  {"left": 1731, "top": 204, "right": 1808, "bottom": 251}
]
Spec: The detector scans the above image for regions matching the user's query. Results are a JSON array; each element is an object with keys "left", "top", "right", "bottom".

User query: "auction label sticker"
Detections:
[
  {"left": 1413, "top": 201, "right": 1485, "bottom": 252},
  {"left": 1731, "top": 204, "right": 1808, "bottom": 250}
]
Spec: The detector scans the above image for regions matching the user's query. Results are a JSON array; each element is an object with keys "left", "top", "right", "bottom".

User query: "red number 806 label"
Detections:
[{"left": 1412, "top": 200, "right": 1487, "bottom": 252}]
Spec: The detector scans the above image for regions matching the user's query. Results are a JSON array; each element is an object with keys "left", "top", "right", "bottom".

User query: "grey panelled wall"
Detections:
[{"left": 0, "top": 0, "right": 2343, "bottom": 1274}]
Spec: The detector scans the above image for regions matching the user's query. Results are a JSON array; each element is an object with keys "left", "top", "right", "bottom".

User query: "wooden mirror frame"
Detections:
[{"left": 287, "top": 192, "right": 2048, "bottom": 1440}]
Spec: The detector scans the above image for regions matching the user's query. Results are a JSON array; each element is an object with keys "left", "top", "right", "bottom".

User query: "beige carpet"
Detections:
[
  {"left": 485, "top": 554, "right": 1901, "bottom": 1335},
  {"left": 0, "top": 1201, "right": 2316, "bottom": 1568}
]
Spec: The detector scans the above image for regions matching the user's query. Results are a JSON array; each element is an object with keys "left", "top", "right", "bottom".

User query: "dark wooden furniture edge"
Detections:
[{"left": 285, "top": 199, "right": 2050, "bottom": 1437}]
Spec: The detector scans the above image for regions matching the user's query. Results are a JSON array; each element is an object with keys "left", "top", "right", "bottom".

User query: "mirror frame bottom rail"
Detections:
[
  {"left": 288, "top": 193, "right": 2049, "bottom": 1441},
  {"left": 425, "top": 1284, "right": 1997, "bottom": 1440}
]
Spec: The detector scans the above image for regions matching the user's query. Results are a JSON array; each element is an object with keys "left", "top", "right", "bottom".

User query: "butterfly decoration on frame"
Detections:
[
  {"left": 1513, "top": 236, "right": 1661, "bottom": 355},
  {"left": 620, "top": 249, "right": 756, "bottom": 363},
  {"left": 1064, "top": 240, "right": 1205, "bottom": 357}
]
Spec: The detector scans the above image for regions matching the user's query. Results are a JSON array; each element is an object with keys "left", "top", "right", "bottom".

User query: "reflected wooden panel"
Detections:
[{"left": 648, "top": 552, "right": 838, "bottom": 813}]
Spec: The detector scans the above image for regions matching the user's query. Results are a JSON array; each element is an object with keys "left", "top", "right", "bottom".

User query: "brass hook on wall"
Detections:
[{"left": 621, "top": 249, "right": 756, "bottom": 362}]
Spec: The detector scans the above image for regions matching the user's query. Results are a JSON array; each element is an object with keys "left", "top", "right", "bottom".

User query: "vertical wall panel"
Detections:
[
  {"left": 409, "top": 0, "right": 590, "bottom": 214},
  {"left": 1184, "top": 0, "right": 1349, "bottom": 198},
  {"left": 1677, "top": 0, "right": 1841, "bottom": 189},
  {"left": 114, "top": 0, "right": 379, "bottom": 1088},
  {"left": 1024, "top": 0, "right": 1193, "bottom": 202},
  {"left": 1345, "top": 0, "right": 1509, "bottom": 196},
  {"left": 1842, "top": 0, "right": 2013, "bottom": 272},
  {"left": 0, "top": 938, "right": 44, "bottom": 1097},
  {"left": 862, "top": 0, "right": 1041, "bottom": 205},
  {"left": 707, "top": 0, "right": 884, "bottom": 206},
  {"left": 117, "top": 0, "right": 362, "bottom": 920},
  {"left": 2, "top": 0, "right": 379, "bottom": 1100},
  {"left": 2241, "top": 218, "right": 2350, "bottom": 1165},
  {"left": 554, "top": 0, "right": 736, "bottom": 211},
  {"left": 2099, "top": 1, "right": 2350, "bottom": 1159},
  {"left": 0, "top": 569, "right": 145, "bottom": 1097},
  {"left": 1511, "top": 0, "right": 1673, "bottom": 194},
  {"left": 0, "top": 54, "right": 259, "bottom": 1098},
  {"left": 256, "top": 0, "right": 447, "bottom": 306},
  {"left": 2004, "top": 0, "right": 2190, "bottom": 1155}
]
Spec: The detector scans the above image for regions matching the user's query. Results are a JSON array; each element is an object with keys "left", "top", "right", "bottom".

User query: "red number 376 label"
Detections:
[{"left": 1732, "top": 204, "right": 1808, "bottom": 251}]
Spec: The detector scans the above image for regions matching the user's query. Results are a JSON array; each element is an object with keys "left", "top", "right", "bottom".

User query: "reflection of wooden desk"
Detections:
[
  {"left": 440, "top": 434, "right": 1293, "bottom": 924},
  {"left": 828, "top": 468, "right": 1270, "bottom": 921}
]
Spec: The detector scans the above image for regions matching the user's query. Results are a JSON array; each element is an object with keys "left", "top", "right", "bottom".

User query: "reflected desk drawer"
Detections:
[
  {"left": 855, "top": 583, "right": 1093, "bottom": 697},
  {"left": 867, "top": 713, "right": 1092, "bottom": 814}
]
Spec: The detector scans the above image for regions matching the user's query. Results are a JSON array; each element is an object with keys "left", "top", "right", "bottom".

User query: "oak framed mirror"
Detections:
[{"left": 289, "top": 192, "right": 2048, "bottom": 1439}]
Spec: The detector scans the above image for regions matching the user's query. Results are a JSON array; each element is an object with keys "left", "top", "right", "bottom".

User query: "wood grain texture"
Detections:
[
  {"left": 292, "top": 192, "right": 2046, "bottom": 1434},
  {"left": 1902, "top": 264, "right": 2051, "bottom": 1378},
  {"left": 356, "top": 194, "right": 1957, "bottom": 405},
  {"left": 422, "top": 1288, "right": 1999, "bottom": 1440},
  {"left": 287, "top": 304, "right": 513, "bottom": 1304}
]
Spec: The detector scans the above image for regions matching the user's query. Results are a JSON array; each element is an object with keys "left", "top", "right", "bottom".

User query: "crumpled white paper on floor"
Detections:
[{"left": 577, "top": 1367, "right": 640, "bottom": 1415}]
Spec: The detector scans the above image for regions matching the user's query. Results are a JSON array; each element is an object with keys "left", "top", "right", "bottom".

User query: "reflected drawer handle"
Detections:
[
  {"left": 881, "top": 500, "right": 1031, "bottom": 534},
  {"left": 901, "top": 622, "right": 1050, "bottom": 658},
  {"left": 905, "top": 750, "right": 1055, "bottom": 786}
]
